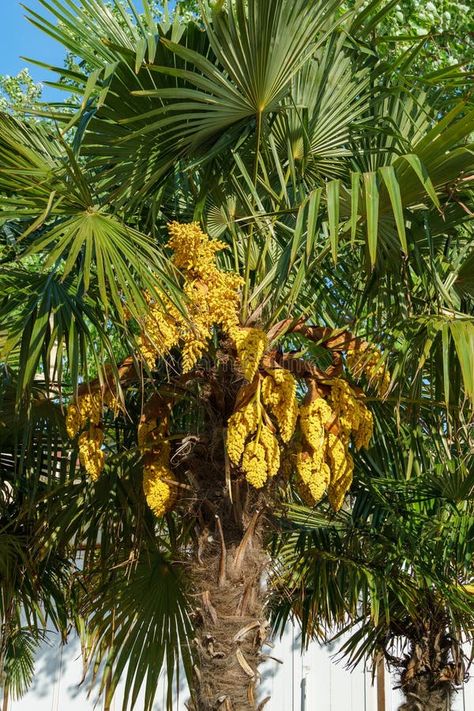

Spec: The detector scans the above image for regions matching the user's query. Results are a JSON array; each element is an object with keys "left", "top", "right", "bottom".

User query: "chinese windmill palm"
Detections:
[
  {"left": 54, "top": 219, "right": 392, "bottom": 711},
  {"left": 0, "top": 0, "right": 473, "bottom": 709}
]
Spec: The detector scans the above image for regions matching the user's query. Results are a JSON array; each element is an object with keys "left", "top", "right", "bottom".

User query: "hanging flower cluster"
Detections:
[
  {"left": 65, "top": 390, "right": 120, "bottom": 480},
  {"left": 66, "top": 392, "right": 105, "bottom": 480},
  {"left": 138, "top": 292, "right": 182, "bottom": 369},
  {"left": 138, "top": 222, "right": 243, "bottom": 372},
  {"left": 227, "top": 363, "right": 374, "bottom": 511},
  {"left": 66, "top": 392, "right": 102, "bottom": 438},
  {"left": 296, "top": 381, "right": 373, "bottom": 511},
  {"left": 227, "top": 367, "right": 299, "bottom": 490},
  {"left": 241, "top": 424, "right": 280, "bottom": 489},
  {"left": 138, "top": 414, "right": 178, "bottom": 517},
  {"left": 262, "top": 368, "right": 298, "bottom": 443},
  {"left": 78, "top": 426, "right": 104, "bottom": 481},
  {"left": 233, "top": 328, "right": 268, "bottom": 383},
  {"left": 296, "top": 397, "right": 333, "bottom": 506}
]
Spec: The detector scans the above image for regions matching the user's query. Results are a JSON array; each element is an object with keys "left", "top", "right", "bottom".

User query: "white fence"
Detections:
[{"left": 8, "top": 624, "right": 473, "bottom": 711}]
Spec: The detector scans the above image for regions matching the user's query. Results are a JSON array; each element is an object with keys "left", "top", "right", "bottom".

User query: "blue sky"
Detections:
[
  {"left": 1, "top": 2, "right": 66, "bottom": 88},
  {"left": 0, "top": 1, "right": 145, "bottom": 101}
]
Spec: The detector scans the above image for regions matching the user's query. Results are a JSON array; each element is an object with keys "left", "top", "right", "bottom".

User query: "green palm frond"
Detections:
[
  {"left": 84, "top": 549, "right": 193, "bottom": 711},
  {"left": 1, "top": 628, "right": 43, "bottom": 700}
]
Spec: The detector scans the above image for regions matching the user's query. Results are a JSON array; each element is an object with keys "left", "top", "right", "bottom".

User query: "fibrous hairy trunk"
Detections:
[
  {"left": 395, "top": 613, "right": 464, "bottom": 711},
  {"left": 398, "top": 676, "right": 450, "bottom": 711},
  {"left": 186, "top": 510, "right": 270, "bottom": 711}
]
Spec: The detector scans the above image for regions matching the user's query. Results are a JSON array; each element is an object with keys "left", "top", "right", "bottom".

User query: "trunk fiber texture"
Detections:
[
  {"left": 398, "top": 676, "right": 451, "bottom": 711},
  {"left": 187, "top": 514, "right": 270, "bottom": 711}
]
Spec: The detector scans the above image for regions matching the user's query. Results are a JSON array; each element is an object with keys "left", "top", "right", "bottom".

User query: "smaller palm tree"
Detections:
[{"left": 274, "top": 415, "right": 474, "bottom": 711}]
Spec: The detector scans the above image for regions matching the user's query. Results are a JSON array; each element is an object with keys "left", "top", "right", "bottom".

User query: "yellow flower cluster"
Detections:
[
  {"left": 169, "top": 222, "right": 243, "bottom": 361},
  {"left": 329, "top": 379, "right": 373, "bottom": 450},
  {"left": 299, "top": 398, "right": 333, "bottom": 450},
  {"left": 226, "top": 381, "right": 282, "bottom": 488},
  {"left": 296, "top": 447, "right": 331, "bottom": 506},
  {"left": 226, "top": 398, "right": 259, "bottom": 465},
  {"left": 66, "top": 404, "right": 81, "bottom": 439},
  {"left": 261, "top": 368, "right": 298, "bottom": 442},
  {"left": 354, "top": 405, "right": 374, "bottom": 451},
  {"left": 346, "top": 344, "right": 390, "bottom": 396},
  {"left": 138, "top": 294, "right": 181, "bottom": 369},
  {"left": 232, "top": 327, "right": 268, "bottom": 383},
  {"left": 138, "top": 223, "right": 244, "bottom": 372},
  {"left": 168, "top": 221, "right": 226, "bottom": 278},
  {"left": 66, "top": 392, "right": 102, "bottom": 438},
  {"left": 78, "top": 426, "right": 105, "bottom": 481},
  {"left": 66, "top": 391, "right": 123, "bottom": 482},
  {"left": 296, "top": 397, "right": 333, "bottom": 506},
  {"left": 139, "top": 416, "right": 177, "bottom": 518},
  {"left": 326, "top": 432, "right": 354, "bottom": 512},
  {"left": 241, "top": 425, "right": 280, "bottom": 489},
  {"left": 143, "top": 448, "right": 177, "bottom": 518},
  {"left": 294, "top": 384, "right": 373, "bottom": 512}
]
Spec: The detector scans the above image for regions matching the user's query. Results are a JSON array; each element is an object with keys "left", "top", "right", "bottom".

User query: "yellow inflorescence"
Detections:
[
  {"left": 168, "top": 221, "right": 226, "bottom": 278},
  {"left": 329, "top": 379, "right": 373, "bottom": 451},
  {"left": 226, "top": 398, "right": 259, "bottom": 465},
  {"left": 78, "top": 393, "right": 102, "bottom": 426},
  {"left": 139, "top": 414, "right": 178, "bottom": 517},
  {"left": 296, "top": 447, "right": 331, "bottom": 506},
  {"left": 66, "top": 392, "right": 108, "bottom": 481},
  {"left": 169, "top": 222, "right": 244, "bottom": 360},
  {"left": 78, "top": 426, "right": 105, "bottom": 481},
  {"left": 354, "top": 404, "right": 373, "bottom": 451},
  {"left": 232, "top": 327, "right": 268, "bottom": 383},
  {"left": 66, "top": 404, "right": 81, "bottom": 439},
  {"left": 138, "top": 295, "right": 181, "bottom": 369},
  {"left": 66, "top": 392, "right": 102, "bottom": 438},
  {"left": 241, "top": 439, "right": 268, "bottom": 489},
  {"left": 291, "top": 381, "right": 374, "bottom": 511},
  {"left": 261, "top": 368, "right": 298, "bottom": 442},
  {"left": 241, "top": 425, "right": 280, "bottom": 489},
  {"left": 329, "top": 379, "right": 360, "bottom": 440},
  {"left": 258, "top": 425, "right": 281, "bottom": 478},
  {"left": 347, "top": 344, "right": 390, "bottom": 396},
  {"left": 143, "top": 450, "right": 177, "bottom": 518},
  {"left": 294, "top": 397, "right": 334, "bottom": 506},
  {"left": 226, "top": 369, "right": 372, "bottom": 505},
  {"left": 299, "top": 397, "right": 334, "bottom": 450},
  {"left": 139, "top": 223, "right": 244, "bottom": 373},
  {"left": 326, "top": 432, "right": 354, "bottom": 512}
]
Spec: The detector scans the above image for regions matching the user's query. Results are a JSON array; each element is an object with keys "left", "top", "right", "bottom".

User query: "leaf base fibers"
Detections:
[{"left": 186, "top": 530, "right": 269, "bottom": 710}]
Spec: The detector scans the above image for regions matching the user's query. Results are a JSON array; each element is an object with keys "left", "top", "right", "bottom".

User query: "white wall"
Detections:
[{"left": 8, "top": 626, "right": 473, "bottom": 711}]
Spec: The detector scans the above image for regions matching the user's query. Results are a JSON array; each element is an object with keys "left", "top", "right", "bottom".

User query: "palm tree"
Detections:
[{"left": 1, "top": 1, "right": 473, "bottom": 709}]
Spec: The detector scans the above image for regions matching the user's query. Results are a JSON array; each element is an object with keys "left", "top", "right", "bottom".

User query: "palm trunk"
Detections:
[
  {"left": 187, "top": 511, "right": 270, "bottom": 711},
  {"left": 392, "top": 608, "right": 464, "bottom": 711},
  {"left": 398, "top": 676, "right": 450, "bottom": 711}
]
